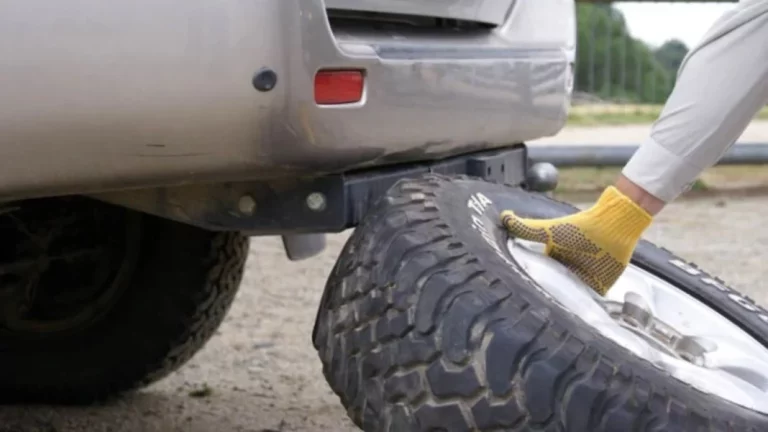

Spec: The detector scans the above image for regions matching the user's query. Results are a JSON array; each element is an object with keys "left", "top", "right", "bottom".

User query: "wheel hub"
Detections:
[
  {"left": 0, "top": 198, "right": 140, "bottom": 338},
  {"left": 605, "top": 298, "right": 713, "bottom": 365},
  {"left": 507, "top": 238, "right": 768, "bottom": 415}
]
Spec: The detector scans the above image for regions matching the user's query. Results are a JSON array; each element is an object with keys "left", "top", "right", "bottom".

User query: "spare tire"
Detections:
[{"left": 313, "top": 174, "right": 768, "bottom": 431}]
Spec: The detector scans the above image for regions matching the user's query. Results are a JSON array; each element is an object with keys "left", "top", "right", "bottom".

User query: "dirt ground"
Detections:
[{"left": 1, "top": 192, "right": 767, "bottom": 432}]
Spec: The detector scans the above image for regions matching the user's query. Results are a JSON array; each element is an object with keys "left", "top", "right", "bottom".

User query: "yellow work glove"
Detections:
[{"left": 500, "top": 186, "right": 652, "bottom": 295}]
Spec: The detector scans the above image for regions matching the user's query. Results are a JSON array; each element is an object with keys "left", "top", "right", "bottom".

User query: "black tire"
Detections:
[
  {"left": 0, "top": 197, "right": 249, "bottom": 404},
  {"left": 313, "top": 174, "right": 768, "bottom": 432}
]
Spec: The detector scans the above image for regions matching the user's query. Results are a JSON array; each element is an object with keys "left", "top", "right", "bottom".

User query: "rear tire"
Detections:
[
  {"left": 0, "top": 197, "right": 249, "bottom": 404},
  {"left": 313, "top": 174, "right": 768, "bottom": 431}
]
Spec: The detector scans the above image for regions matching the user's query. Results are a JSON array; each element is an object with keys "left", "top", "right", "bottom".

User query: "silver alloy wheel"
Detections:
[{"left": 507, "top": 239, "right": 768, "bottom": 414}]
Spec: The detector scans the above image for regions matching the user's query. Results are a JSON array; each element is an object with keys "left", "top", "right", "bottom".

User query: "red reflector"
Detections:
[{"left": 314, "top": 70, "right": 364, "bottom": 105}]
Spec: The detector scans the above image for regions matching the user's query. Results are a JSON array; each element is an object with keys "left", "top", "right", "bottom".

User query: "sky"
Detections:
[{"left": 614, "top": 2, "right": 736, "bottom": 48}]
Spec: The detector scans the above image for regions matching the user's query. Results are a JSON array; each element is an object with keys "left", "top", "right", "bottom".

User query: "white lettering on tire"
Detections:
[
  {"left": 670, "top": 259, "right": 701, "bottom": 276},
  {"left": 670, "top": 258, "right": 768, "bottom": 323},
  {"left": 467, "top": 192, "right": 552, "bottom": 300},
  {"left": 467, "top": 193, "right": 514, "bottom": 268}
]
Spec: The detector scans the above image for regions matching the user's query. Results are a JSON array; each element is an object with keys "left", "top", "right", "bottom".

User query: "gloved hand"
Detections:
[{"left": 500, "top": 186, "right": 652, "bottom": 295}]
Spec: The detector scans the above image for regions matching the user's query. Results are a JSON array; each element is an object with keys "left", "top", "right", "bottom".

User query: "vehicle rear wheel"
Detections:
[
  {"left": 0, "top": 196, "right": 249, "bottom": 404},
  {"left": 313, "top": 174, "right": 768, "bottom": 431}
]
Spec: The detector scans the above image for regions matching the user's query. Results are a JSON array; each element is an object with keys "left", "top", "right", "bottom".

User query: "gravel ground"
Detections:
[{"left": 1, "top": 192, "right": 767, "bottom": 432}]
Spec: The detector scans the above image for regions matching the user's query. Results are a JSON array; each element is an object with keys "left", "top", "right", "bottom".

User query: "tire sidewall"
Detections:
[{"left": 434, "top": 178, "right": 576, "bottom": 314}]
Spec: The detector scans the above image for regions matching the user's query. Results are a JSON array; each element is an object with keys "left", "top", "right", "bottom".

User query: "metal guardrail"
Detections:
[{"left": 528, "top": 143, "right": 768, "bottom": 167}]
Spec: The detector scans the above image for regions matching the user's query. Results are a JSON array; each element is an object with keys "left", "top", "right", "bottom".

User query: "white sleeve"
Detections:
[{"left": 622, "top": 0, "right": 768, "bottom": 202}]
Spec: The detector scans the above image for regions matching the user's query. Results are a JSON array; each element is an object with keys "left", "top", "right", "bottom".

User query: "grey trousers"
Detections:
[{"left": 622, "top": 0, "right": 768, "bottom": 202}]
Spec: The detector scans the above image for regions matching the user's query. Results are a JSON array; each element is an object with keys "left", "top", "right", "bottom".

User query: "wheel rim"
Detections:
[
  {"left": 0, "top": 198, "right": 141, "bottom": 339},
  {"left": 507, "top": 238, "right": 768, "bottom": 414}
]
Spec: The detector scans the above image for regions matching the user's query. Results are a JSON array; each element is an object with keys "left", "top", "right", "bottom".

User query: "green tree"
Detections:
[
  {"left": 575, "top": 4, "right": 675, "bottom": 104},
  {"left": 655, "top": 39, "right": 689, "bottom": 74}
]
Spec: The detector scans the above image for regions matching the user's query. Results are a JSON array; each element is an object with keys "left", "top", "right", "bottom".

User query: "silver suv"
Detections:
[{"left": 0, "top": 0, "right": 574, "bottom": 417}]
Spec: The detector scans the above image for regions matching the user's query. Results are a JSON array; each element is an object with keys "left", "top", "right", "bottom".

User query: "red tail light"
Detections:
[{"left": 314, "top": 70, "right": 364, "bottom": 105}]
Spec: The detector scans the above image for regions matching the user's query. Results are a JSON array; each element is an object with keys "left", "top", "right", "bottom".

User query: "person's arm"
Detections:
[
  {"left": 502, "top": 0, "right": 768, "bottom": 295},
  {"left": 615, "top": 175, "right": 665, "bottom": 216},
  {"left": 622, "top": 0, "right": 768, "bottom": 205}
]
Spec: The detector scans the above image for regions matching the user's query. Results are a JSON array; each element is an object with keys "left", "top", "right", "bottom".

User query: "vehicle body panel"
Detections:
[{"left": 0, "top": 0, "right": 575, "bottom": 199}]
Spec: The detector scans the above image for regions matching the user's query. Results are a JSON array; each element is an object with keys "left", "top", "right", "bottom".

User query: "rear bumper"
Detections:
[
  {"left": 300, "top": 35, "right": 572, "bottom": 171},
  {"left": 0, "top": 0, "right": 574, "bottom": 199},
  {"left": 263, "top": 0, "right": 575, "bottom": 174}
]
